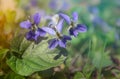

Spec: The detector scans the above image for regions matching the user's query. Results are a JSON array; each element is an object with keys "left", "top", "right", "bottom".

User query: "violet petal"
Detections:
[
  {"left": 20, "top": 21, "right": 32, "bottom": 29},
  {"left": 69, "top": 28, "right": 79, "bottom": 37},
  {"left": 77, "top": 24, "right": 87, "bottom": 32},
  {"left": 59, "top": 13, "right": 71, "bottom": 25},
  {"left": 58, "top": 40, "right": 66, "bottom": 48},
  {"left": 72, "top": 12, "right": 78, "bottom": 22},
  {"left": 49, "top": 38, "right": 58, "bottom": 49},
  {"left": 26, "top": 31, "right": 36, "bottom": 40},
  {"left": 33, "top": 13, "right": 41, "bottom": 25},
  {"left": 73, "top": 28, "right": 79, "bottom": 37},
  {"left": 37, "top": 28, "right": 46, "bottom": 36},
  {"left": 56, "top": 19, "right": 64, "bottom": 33},
  {"left": 63, "top": 35, "right": 71, "bottom": 41},
  {"left": 69, "top": 28, "right": 74, "bottom": 36},
  {"left": 42, "top": 27, "right": 56, "bottom": 35}
]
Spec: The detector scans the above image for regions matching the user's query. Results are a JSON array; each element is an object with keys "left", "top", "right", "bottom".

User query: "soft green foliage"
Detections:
[
  {"left": 4, "top": 72, "right": 25, "bottom": 79},
  {"left": 0, "top": 49, "right": 9, "bottom": 60},
  {"left": 74, "top": 72, "right": 85, "bottom": 79},
  {"left": 10, "top": 34, "right": 31, "bottom": 54},
  {"left": 7, "top": 36, "right": 66, "bottom": 76},
  {"left": 88, "top": 35, "right": 113, "bottom": 69},
  {"left": 92, "top": 51, "right": 112, "bottom": 68}
]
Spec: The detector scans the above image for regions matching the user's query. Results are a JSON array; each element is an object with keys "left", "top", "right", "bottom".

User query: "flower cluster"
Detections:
[
  {"left": 59, "top": 12, "right": 87, "bottom": 37},
  {"left": 20, "top": 12, "right": 87, "bottom": 49},
  {"left": 20, "top": 13, "right": 46, "bottom": 41}
]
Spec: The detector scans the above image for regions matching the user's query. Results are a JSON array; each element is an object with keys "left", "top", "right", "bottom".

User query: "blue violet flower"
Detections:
[
  {"left": 20, "top": 13, "right": 46, "bottom": 41},
  {"left": 42, "top": 14, "right": 71, "bottom": 49},
  {"left": 59, "top": 12, "right": 87, "bottom": 37}
]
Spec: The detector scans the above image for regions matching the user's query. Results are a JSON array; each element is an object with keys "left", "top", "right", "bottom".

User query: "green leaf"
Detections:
[
  {"left": 92, "top": 51, "right": 112, "bottom": 68},
  {"left": 74, "top": 72, "right": 86, "bottom": 79},
  {"left": 0, "top": 49, "right": 9, "bottom": 60},
  {"left": 10, "top": 34, "right": 24, "bottom": 53},
  {"left": 4, "top": 72, "right": 25, "bottom": 79},
  {"left": 7, "top": 36, "right": 67, "bottom": 76},
  {"left": 89, "top": 35, "right": 113, "bottom": 69}
]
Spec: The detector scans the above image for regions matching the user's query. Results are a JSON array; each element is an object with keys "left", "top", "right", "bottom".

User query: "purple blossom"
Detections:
[
  {"left": 49, "top": 0, "right": 70, "bottom": 11},
  {"left": 30, "top": 0, "right": 38, "bottom": 7},
  {"left": 49, "top": 0, "right": 57, "bottom": 10},
  {"left": 20, "top": 13, "right": 46, "bottom": 41},
  {"left": 26, "top": 30, "right": 38, "bottom": 41},
  {"left": 26, "top": 28, "right": 46, "bottom": 41},
  {"left": 59, "top": 12, "right": 87, "bottom": 37},
  {"left": 88, "top": 6, "right": 99, "bottom": 15},
  {"left": 42, "top": 18, "right": 71, "bottom": 49},
  {"left": 92, "top": 17, "right": 111, "bottom": 32},
  {"left": 69, "top": 24, "right": 87, "bottom": 37},
  {"left": 20, "top": 13, "right": 41, "bottom": 29},
  {"left": 20, "top": 20, "right": 32, "bottom": 29},
  {"left": 33, "top": 13, "right": 41, "bottom": 25},
  {"left": 48, "top": 35, "right": 71, "bottom": 49}
]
